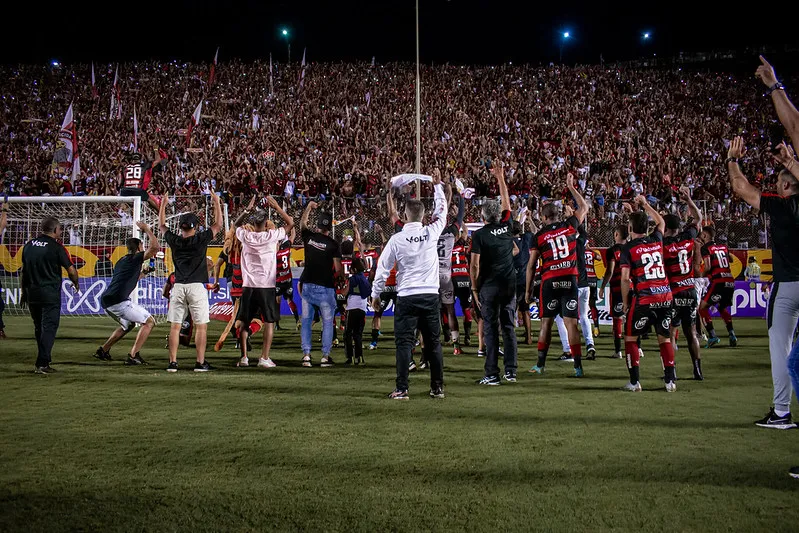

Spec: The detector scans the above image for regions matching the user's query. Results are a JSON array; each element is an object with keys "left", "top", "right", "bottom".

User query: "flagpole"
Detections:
[{"left": 415, "top": 0, "right": 421, "bottom": 198}]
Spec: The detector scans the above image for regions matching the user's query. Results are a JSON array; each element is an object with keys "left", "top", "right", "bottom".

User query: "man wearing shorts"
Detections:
[
  {"left": 698, "top": 226, "right": 737, "bottom": 348},
  {"left": 275, "top": 232, "right": 300, "bottom": 329},
  {"left": 599, "top": 225, "right": 629, "bottom": 358},
  {"left": 438, "top": 187, "right": 463, "bottom": 355},
  {"left": 95, "top": 222, "right": 159, "bottom": 365},
  {"left": 160, "top": 191, "right": 223, "bottom": 372}
]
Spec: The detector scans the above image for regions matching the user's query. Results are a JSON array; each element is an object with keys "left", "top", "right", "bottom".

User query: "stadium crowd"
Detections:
[{"left": 0, "top": 60, "right": 793, "bottom": 244}]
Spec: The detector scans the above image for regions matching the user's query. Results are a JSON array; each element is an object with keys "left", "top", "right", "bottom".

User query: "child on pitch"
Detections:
[{"left": 344, "top": 257, "right": 371, "bottom": 365}]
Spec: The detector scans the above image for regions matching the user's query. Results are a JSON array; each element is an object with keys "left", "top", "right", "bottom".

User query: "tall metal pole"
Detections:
[
  {"left": 415, "top": 0, "right": 421, "bottom": 198},
  {"left": 288, "top": 42, "right": 291, "bottom": 64}
]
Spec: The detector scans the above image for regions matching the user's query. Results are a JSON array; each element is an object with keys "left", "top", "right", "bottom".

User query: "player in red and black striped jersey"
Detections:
[
  {"left": 599, "top": 225, "right": 630, "bottom": 358},
  {"left": 525, "top": 173, "right": 588, "bottom": 376},
  {"left": 451, "top": 226, "right": 474, "bottom": 345},
  {"left": 275, "top": 229, "right": 300, "bottom": 329},
  {"left": 663, "top": 186, "right": 704, "bottom": 380},
  {"left": 698, "top": 225, "right": 737, "bottom": 348},
  {"left": 120, "top": 150, "right": 162, "bottom": 209},
  {"left": 619, "top": 195, "right": 676, "bottom": 392}
]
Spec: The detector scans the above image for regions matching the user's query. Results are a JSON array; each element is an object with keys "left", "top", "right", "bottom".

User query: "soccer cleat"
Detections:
[
  {"left": 502, "top": 372, "right": 517, "bottom": 383},
  {"left": 166, "top": 362, "right": 178, "bottom": 373},
  {"left": 790, "top": 466, "right": 799, "bottom": 479},
  {"left": 126, "top": 352, "right": 148, "bottom": 366},
  {"left": 573, "top": 368, "right": 584, "bottom": 378},
  {"left": 729, "top": 333, "right": 738, "bottom": 347},
  {"left": 477, "top": 375, "right": 501, "bottom": 386},
  {"left": 409, "top": 360, "right": 417, "bottom": 372},
  {"left": 613, "top": 351, "right": 623, "bottom": 359},
  {"left": 34, "top": 365, "right": 56, "bottom": 374},
  {"left": 665, "top": 381, "right": 677, "bottom": 393},
  {"left": 639, "top": 348, "right": 645, "bottom": 358},
  {"left": 388, "top": 389, "right": 410, "bottom": 400},
  {"left": 302, "top": 355, "right": 313, "bottom": 367},
  {"left": 429, "top": 387, "right": 445, "bottom": 399},
  {"left": 368, "top": 341, "right": 378, "bottom": 350},
  {"left": 528, "top": 365, "right": 545, "bottom": 374},
  {"left": 622, "top": 381, "right": 643, "bottom": 392},
  {"left": 477, "top": 349, "right": 485, "bottom": 358},
  {"left": 453, "top": 345, "right": 462, "bottom": 356},
  {"left": 558, "top": 352, "right": 574, "bottom": 362},
  {"left": 93, "top": 347, "right": 112, "bottom": 361},
  {"left": 194, "top": 361, "right": 214, "bottom": 372},
  {"left": 705, "top": 336, "right": 720, "bottom": 349},
  {"left": 592, "top": 325, "right": 600, "bottom": 338},
  {"left": 257, "top": 357, "right": 277, "bottom": 368},
  {"left": 320, "top": 356, "right": 335, "bottom": 367},
  {"left": 419, "top": 360, "right": 429, "bottom": 370},
  {"left": 693, "top": 368, "right": 704, "bottom": 381},
  {"left": 237, "top": 356, "right": 250, "bottom": 367},
  {"left": 586, "top": 345, "right": 596, "bottom": 360},
  {"left": 755, "top": 408, "right": 797, "bottom": 430}
]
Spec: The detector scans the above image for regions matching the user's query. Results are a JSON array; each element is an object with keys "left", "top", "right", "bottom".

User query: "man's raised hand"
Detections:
[
  {"left": 490, "top": 161, "right": 505, "bottom": 181},
  {"left": 566, "top": 172, "right": 575, "bottom": 190},
  {"left": 431, "top": 168, "right": 442, "bottom": 186},
  {"left": 728, "top": 136, "right": 745, "bottom": 159},
  {"left": 135, "top": 221, "right": 151, "bottom": 232},
  {"left": 679, "top": 185, "right": 691, "bottom": 200},
  {"left": 755, "top": 56, "right": 778, "bottom": 88}
]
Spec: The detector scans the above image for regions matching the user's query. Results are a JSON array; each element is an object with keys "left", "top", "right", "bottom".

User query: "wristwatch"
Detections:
[
  {"left": 725, "top": 157, "right": 739, "bottom": 165},
  {"left": 765, "top": 82, "right": 785, "bottom": 96}
]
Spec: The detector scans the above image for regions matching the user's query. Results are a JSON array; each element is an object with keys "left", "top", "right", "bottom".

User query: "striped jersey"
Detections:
[
  {"left": 700, "top": 241, "right": 733, "bottom": 282},
  {"left": 276, "top": 241, "right": 292, "bottom": 284},
  {"left": 532, "top": 216, "right": 579, "bottom": 282},
  {"left": 663, "top": 227, "right": 698, "bottom": 294},
  {"left": 619, "top": 229, "right": 673, "bottom": 306}
]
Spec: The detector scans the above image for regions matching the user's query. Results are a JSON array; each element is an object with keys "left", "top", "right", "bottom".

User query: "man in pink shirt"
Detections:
[{"left": 233, "top": 195, "right": 294, "bottom": 368}]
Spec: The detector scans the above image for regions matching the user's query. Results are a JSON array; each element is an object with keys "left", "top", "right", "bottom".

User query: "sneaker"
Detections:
[
  {"left": 409, "top": 360, "right": 417, "bottom": 372},
  {"left": 257, "top": 357, "right": 277, "bottom": 368},
  {"left": 701, "top": 332, "right": 708, "bottom": 342},
  {"left": 463, "top": 336, "right": 471, "bottom": 346},
  {"left": 132, "top": 353, "right": 148, "bottom": 365},
  {"left": 419, "top": 361, "right": 429, "bottom": 370},
  {"left": 237, "top": 356, "right": 250, "bottom": 367},
  {"left": 124, "top": 353, "right": 146, "bottom": 366},
  {"left": 705, "top": 336, "right": 720, "bottom": 349},
  {"left": 573, "top": 368, "right": 584, "bottom": 378},
  {"left": 790, "top": 466, "right": 799, "bottom": 479},
  {"left": 332, "top": 338, "right": 340, "bottom": 347},
  {"left": 477, "top": 349, "right": 485, "bottom": 357},
  {"left": 592, "top": 325, "right": 600, "bottom": 337},
  {"left": 166, "top": 361, "right": 178, "bottom": 373},
  {"left": 586, "top": 345, "right": 596, "bottom": 360},
  {"left": 558, "top": 352, "right": 574, "bottom": 362},
  {"left": 415, "top": 339, "right": 421, "bottom": 347},
  {"left": 34, "top": 365, "right": 56, "bottom": 374},
  {"left": 320, "top": 356, "right": 335, "bottom": 367},
  {"left": 665, "top": 381, "right": 677, "bottom": 393},
  {"left": 755, "top": 408, "right": 797, "bottom": 430},
  {"left": 502, "top": 372, "right": 517, "bottom": 383},
  {"left": 453, "top": 346, "right": 462, "bottom": 356},
  {"left": 729, "top": 333, "right": 738, "bottom": 347},
  {"left": 302, "top": 355, "right": 312, "bottom": 367},
  {"left": 429, "top": 387, "right": 445, "bottom": 399},
  {"left": 93, "top": 347, "right": 112, "bottom": 361},
  {"left": 477, "top": 375, "right": 501, "bottom": 386},
  {"left": 388, "top": 389, "right": 409, "bottom": 400},
  {"left": 613, "top": 351, "right": 623, "bottom": 359},
  {"left": 368, "top": 341, "right": 378, "bottom": 350},
  {"left": 623, "top": 381, "right": 643, "bottom": 392},
  {"left": 194, "top": 361, "right": 214, "bottom": 372},
  {"left": 528, "top": 365, "right": 545, "bottom": 374}
]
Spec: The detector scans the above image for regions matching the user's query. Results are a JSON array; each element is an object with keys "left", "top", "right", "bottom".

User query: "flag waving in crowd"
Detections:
[
  {"left": 52, "top": 103, "right": 79, "bottom": 182},
  {"left": 186, "top": 98, "right": 203, "bottom": 146},
  {"left": 110, "top": 66, "right": 121, "bottom": 119},
  {"left": 299, "top": 48, "right": 306, "bottom": 89},
  {"left": 133, "top": 105, "right": 138, "bottom": 152},
  {"left": 269, "top": 53, "right": 274, "bottom": 95},
  {"left": 91, "top": 62, "right": 97, "bottom": 98},
  {"left": 209, "top": 47, "right": 219, "bottom": 85}
]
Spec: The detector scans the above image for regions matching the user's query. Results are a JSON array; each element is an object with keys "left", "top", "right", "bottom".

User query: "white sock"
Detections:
[
  {"left": 775, "top": 409, "right": 790, "bottom": 418},
  {"left": 451, "top": 331, "right": 459, "bottom": 343}
]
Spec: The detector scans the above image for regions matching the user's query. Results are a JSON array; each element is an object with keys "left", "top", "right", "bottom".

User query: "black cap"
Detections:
[
  {"left": 317, "top": 212, "right": 333, "bottom": 231},
  {"left": 179, "top": 213, "right": 200, "bottom": 230}
]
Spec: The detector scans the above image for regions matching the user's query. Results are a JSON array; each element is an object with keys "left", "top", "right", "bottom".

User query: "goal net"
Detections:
[{"left": 0, "top": 196, "right": 228, "bottom": 321}]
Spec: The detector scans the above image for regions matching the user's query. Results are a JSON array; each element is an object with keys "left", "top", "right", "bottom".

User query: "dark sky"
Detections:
[{"left": 2, "top": 0, "right": 790, "bottom": 65}]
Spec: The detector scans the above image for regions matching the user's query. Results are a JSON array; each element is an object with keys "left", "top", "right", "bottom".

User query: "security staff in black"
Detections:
[
  {"left": 470, "top": 163, "right": 519, "bottom": 385},
  {"left": 21, "top": 216, "right": 80, "bottom": 373}
]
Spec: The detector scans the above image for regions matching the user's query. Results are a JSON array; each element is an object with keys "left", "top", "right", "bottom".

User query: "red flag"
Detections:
[
  {"left": 209, "top": 47, "right": 219, "bottom": 85},
  {"left": 186, "top": 99, "right": 203, "bottom": 146}
]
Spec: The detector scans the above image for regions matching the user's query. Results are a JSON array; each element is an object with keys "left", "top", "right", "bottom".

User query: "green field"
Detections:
[{"left": 0, "top": 315, "right": 797, "bottom": 532}]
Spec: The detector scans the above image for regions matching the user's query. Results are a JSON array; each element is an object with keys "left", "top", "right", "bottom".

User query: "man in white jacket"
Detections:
[{"left": 372, "top": 170, "right": 448, "bottom": 400}]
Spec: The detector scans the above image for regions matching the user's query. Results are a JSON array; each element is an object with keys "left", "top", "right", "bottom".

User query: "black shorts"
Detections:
[
  {"left": 703, "top": 280, "right": 734, "bottom": 309},
  {"left": 539, "top": 277, "right": 578, "bottom": 319},
  {"left": 671, "top": 288, "right": 698, "bottom": 328},
  {"left": 120, "top": 187, "right": 150, "bottom": 202},
  {"left": 625, "top": 297, "right": 673, "bottom": 337},
  {"left": 453, "top": 282, "right": 472, "bottom": 308},
  {"left": 380, "top": 287, "right": 398, "bottom": 304},
  {"left": 610, "top": 288, "right": 625, "bottom": 318},
  {"left": 236, "top": 287, "right": 279, "bottom": 324},
  {"left": 276, "top": 281, "right": 293, "bottom": 299}
]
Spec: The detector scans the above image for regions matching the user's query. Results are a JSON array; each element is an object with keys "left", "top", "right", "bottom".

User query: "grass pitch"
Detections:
[{"left": 0, "top": 316, "right": 797, "bottom": 532}]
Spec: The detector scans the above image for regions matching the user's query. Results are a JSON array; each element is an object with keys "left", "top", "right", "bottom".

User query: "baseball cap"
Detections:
[
  {"left": 179, "top": 213, "right": 200, "bottom": 230},
  {"left": 317, "top": 212, "right": 333, "bottom": 231}
]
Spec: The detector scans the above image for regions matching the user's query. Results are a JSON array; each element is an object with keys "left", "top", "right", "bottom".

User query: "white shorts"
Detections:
[
  {"left": 105, "top": 300, "right": 152, "bottom": 330},
  {"left": 167, "top": 283, "right": 210, "bottom": 325},
  {"left": 439, "top": 274, "right": 454, "bottom": 305}
]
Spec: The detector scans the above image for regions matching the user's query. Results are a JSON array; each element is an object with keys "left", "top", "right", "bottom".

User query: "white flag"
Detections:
[
  {"left": 110, "top": 65, "right": 121, "bottom": 119},
  {"left": 365, "top": 91, "right": 371, "bottom": 106},
  {"left": 186, "top": 98, "right": 203, "bottom": 145},
  {"left": 391, "top": 173, "right": 432, "bottom": 189},
  {"left": 91, "top": 62, "right": 97, "bottom": 98},
  {"left": 52, "top": 103, "right": 79, "bottom": 183},
  {"left": 133, "top": 105, "right": 138, "bottom": 152},
  {"left": 299, "top": 48, "right": 306, "bottom": 89},
  {"left": 269, "top": 53, "right": 274, "bottom": 95}
]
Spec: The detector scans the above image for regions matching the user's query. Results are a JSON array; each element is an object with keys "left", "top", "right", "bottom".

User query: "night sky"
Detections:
[{"left": 3, "top": 0, "right": 791, "bottom": 65}]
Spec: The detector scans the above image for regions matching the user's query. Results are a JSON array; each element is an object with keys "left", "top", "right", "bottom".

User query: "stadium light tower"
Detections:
[
  {"left": 281, "top": 28, "right": 291, "bottom": 63},
  {"left": 643, "top": 32, "right": 651, "bottom": 41},
  {"left": 560, "top": 31, "right": 571, "bottom": 64}
]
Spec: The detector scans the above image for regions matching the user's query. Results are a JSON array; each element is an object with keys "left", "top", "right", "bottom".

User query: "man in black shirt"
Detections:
[
  {"left": 470, "top": 163, "right": 519, "bottom": 385},
  {"left": 298, "top": 200, "right": 343, "bottom": 367},
  {"left": 93, "top": 222, "right": 159, "bottom": 365},
  {"left": 0, "top": 199, "right": 7, "bottom": 339},
  {"left": 21, "top": 216, "right": 80, "bottom": 373},
  {"left": 159, "top": 191, "right": 223, "bottom": 372},
  {"left": 513, "top": 218, "right": 535, "bottom": 345}
]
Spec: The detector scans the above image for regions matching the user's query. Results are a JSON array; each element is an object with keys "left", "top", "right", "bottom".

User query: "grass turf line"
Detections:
[{"left": 0, "top": 316, "right": 797, "bottom": 532}]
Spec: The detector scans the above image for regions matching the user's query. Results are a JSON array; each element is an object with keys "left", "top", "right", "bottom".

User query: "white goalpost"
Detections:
[{"left": 0, "top": 195, "right": 228, "bottom": 321}]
